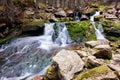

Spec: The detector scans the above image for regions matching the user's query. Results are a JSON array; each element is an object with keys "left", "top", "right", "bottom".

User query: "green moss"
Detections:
[
  {"left": 66, "top": 21, "right": 96, "bottom": 43},
  {"left": 75, "top": 65, "right": 112, "bottom": 80},
  {"left": 85, "top": 61, "right": 100, "bottom": 69},
  {"left": 22, "top": 19, "right": 47, "bottom": 31},
  {"left": 0, "top": 36, "right": 11, "bottom": 45},
  {"left": 46, "top": 66, "right": 58, "bottom": 79},
  {"left": 99, "top": 5, "right": 106, "bottom": 11},
  {"left": 100, "top": 19, "right": 120, "bottom": 41},
  {"left": 91, "top": 2, "right": 99, "bottom": 8}
]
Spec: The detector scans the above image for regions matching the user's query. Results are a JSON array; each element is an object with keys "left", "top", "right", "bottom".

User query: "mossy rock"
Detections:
[
  {"left": 99, "top": 5, "right": 106, "bottom": 11},
  {"left": 94, "top": 49, "right": 112, "bottom": 60},
  {"left": 100, "top": 19, "right": 120, "bottom": 41},
  {"left": 75, "top": 65, "right": 113, "bottom": 80},
  {"left": 66, "top": 21, "right": 96, "bottom": 43},
  {"left": 94, "top": 15, "right": 102, "bottom": 21},
  {"left": 46, "top": 66, "right": 59, "bottom": 80},
  {"left": 21, "top": 19, "right": 48, "bottom": 36},
  {"left": 91, "top": 2, "right": 99, "bottom": 8},
  {"left": 0, "top": 36, "right": 11, "bottom": 45}
]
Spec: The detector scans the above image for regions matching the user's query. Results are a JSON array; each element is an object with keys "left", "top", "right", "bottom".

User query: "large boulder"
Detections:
[
  {"left": 52, "top": 49, "right": 84, "bottom": 80},
  {"left": 75, "top": 65, "right": 118, "bottom": 80}
]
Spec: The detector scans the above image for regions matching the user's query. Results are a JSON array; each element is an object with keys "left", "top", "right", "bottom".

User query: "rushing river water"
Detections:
[{"left": 0, "top": 22, "right": 72, "bottom": 80}]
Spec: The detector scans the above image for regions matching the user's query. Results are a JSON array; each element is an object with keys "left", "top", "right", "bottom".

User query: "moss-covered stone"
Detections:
[
  {"left": 94, "top": 15, "right": 102, "bottom": 21},
  {"left": 75, "top": 65, "right": 113, "bottom": 80},
  {"left": 94, "top": 49, "right": 112, "bottom": 60},
  {"left": 0, "top": 36, "right": 11, "bottom": 45},
  {"left": 46, "top": 62, "right": 60, "bottom": 80},
  {"left": 66, "top": 21, "right": 96, "bottom": 43},
  {"left": 100, "top": 19, "right": 120, "bottom": 41}
]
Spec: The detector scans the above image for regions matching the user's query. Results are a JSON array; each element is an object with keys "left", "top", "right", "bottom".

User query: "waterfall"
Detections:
[
  {"left": 92, "top": 22, "right": 106, "bottom": 40},
  {"left": 90, "top": 11, "right": 106, "bottom": 40},
  {"left": 74, "top": 12, "right": 80, "bottom": 22},
  {"left": 90, "top": 11, "right": 100, "bottom": 22},
  {"left": 98, "top": 22, "right": 104, "bottom": 33},
  {"left": 0, "top": 23, "right": 72, "bottom": 80},
  {"left": 55, "top": 23, "right": 71, "bottom": 47}
]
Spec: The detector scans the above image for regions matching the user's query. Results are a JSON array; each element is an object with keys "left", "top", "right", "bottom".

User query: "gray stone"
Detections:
[
  {"left": 53, "top": 49, "right": 84, "bottom": 80},
  {"left": 109, "top": 59, "right": 120, "bottom": 72}
]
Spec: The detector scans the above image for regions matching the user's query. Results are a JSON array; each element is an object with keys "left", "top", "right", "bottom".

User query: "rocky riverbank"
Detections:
[{"left": 32, "top": 39, "right": 120, "bottom": 80}]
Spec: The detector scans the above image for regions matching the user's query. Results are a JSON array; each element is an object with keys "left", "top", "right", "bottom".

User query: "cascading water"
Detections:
[
  {"left": 90, "top": 11, "right": 106, "bottom": 40},
  {"left": 74, "top": 12, "right": 80, "bottom": 22},
  {"left": 54, "top": 23, "right": 71, "bottom": 47},
  {"left": 98, "top": 22, "right": 104, "bottom": 33},
  {"left": 0, "top": 23, "right": 72, "bottom": 80},
  {"left": 90, "top": 11, "right": 100, "bottom": 22}
]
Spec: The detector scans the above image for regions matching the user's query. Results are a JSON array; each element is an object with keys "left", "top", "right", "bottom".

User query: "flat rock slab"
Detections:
[
  {"left": 85, "top": 40, "right": 110, "bottom": 48},
  {"left": 94, "top": 45, "right": 111, "bottom": 50}
]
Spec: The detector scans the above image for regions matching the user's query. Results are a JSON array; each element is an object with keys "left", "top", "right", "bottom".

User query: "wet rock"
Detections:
[
  {"left": 52, "top": 49, "right": 84, "bottom": 80},
  {"left": 75, "top": 65, "right": 118, "bottom": 80},
  {"left": 94, "top": 45, "right": 111, "bottom": 50},
  {"left": 94, "top": 49, "right": 112, "bottom": 59},
  {"left": 108, "top": 59, "right": 120, "bottom": 72},
  {"left": 54, "top": 8, "right": 66, "bottom": 17}
]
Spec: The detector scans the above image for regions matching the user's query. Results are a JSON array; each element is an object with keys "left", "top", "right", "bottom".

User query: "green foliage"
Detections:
[
  {"left": 0, "top": 36, "right": 11, "bottom": 45},
  {"left": 75, "top": 65, "right": 112, "bottom": 80},
  {"left": 99, "top": 5, "right": 106, "bottom": 11}
]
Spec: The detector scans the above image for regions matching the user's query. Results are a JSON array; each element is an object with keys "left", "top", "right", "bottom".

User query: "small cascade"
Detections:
[
  {"left": 98, "top": 22, "right": 104, "bottom": 33},
  {"left": 90, "top": 11, "right": 100, "bottom": 22},
  {"left": 74, "top": 12, "right": 80, "bottom": 22},
  {"left": 0, "top": 22, "right": 72, "bottom": 80},
  {"left": 55, "top": 23, "right": 71, "bottom": 47},
  {"left": 90, "top": 11, "right": 106, "bottom": 40},
  {"left": 92, "top": 22, "right": 106, "bottom": 40}
]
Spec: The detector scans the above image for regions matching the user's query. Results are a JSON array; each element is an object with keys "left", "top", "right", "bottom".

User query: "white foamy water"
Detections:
[
  {"left": 74, "top": 12, "right": 80, "bottom": 22},
  {"left": 90, "top": 11, "right": 106, "bottom": 40}
]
